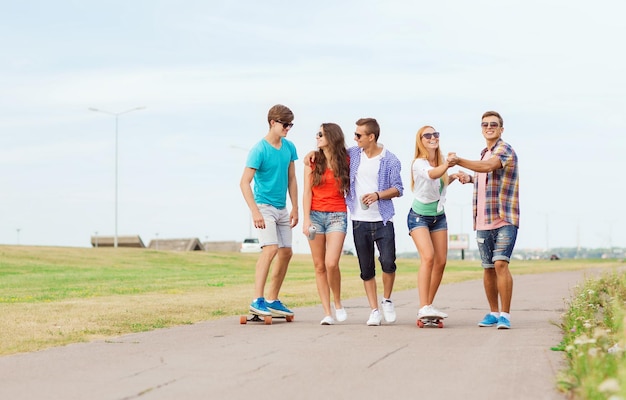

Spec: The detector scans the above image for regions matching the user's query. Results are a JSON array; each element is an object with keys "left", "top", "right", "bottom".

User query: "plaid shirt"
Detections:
[
  {"left": 347, "top": 146, "right": 404, "bottom": 225},
  {"left": 473, "top": 138, "right": 519, "bottom": 229}
]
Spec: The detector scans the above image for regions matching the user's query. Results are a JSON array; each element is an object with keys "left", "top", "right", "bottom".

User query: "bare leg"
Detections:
[
  {"left": 364, "top": 278, "right": 378, "bottom": 310},
  {"left": 267, "top": 246, "right": 292, "bottom": 300},
  {"left": 428, "top": 230, "right": 448, "bottom": 305},
  {"left": 483, "top": 268, "right": 499, "bottom": 312},
  {"left": 309, "top": 234, "right": 331, "bottom": 316},
  {"left": 255, "top": 245, "right": 278, "bottom": 298},
  {"left": 494, "top": 260, "right": 513, "bottom": 312},
  {"left": 324, "top": 231, "right": 346, "bottom": 310},
  {"left": 410, "top": 228, "right": 433, "bottom": 308},
  {"left": 382, "top": 271, "right": 395, "bottom": 300}
]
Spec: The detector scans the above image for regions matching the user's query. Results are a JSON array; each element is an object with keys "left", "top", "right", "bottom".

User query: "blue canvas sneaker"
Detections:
[
  {"left": 266, "top": 299, "right": 294, "bottom": 316},
  {"left": 497, "top": 316, "right": 511, "bottom": 329},
  {"left": 249, "top": 297, "right": 271, "bottom": 316},
  {"left": 478, "top": 313, "right": 499, "bottom": 327}
]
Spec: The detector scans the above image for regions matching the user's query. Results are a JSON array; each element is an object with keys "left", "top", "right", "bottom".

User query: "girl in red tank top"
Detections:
[{"left": 302, "top": 123, "right": 350, "bottom": 325}]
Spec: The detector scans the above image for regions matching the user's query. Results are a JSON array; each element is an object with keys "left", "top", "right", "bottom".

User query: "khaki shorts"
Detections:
[{"left": 257, "top": 204, "right": 293, "bottom": 248}]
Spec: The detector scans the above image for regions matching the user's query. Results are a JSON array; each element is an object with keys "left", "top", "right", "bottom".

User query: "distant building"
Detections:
[
  {"left": 148, "top": 238, "right": 205, "bottom": 251},
  {"left": 91, "top": 235, "right": 146, "bottom": 248}
]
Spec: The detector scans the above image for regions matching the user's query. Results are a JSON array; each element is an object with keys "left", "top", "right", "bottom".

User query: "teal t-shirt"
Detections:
[{"left": 246, "top": 138, "right": 298, "bottom": 209}]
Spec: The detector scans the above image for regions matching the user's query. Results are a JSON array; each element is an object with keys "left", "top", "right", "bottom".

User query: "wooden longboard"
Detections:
[{"left": 240, "top": 312, "right": 294, "bottom": 325}]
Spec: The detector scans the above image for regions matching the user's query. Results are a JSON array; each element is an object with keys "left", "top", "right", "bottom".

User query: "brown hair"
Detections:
[
  {"left": 267, "top": 104, "right": 294, "bottom": 127},
  {"left": 312, "top": 123, "right": 350, "bottom": 195},
  {"left": 482, "top": 110, "right": 503, "bottom": 127},
  {"left": 355, "top": 118, "right": 380, "bottom": 141}
]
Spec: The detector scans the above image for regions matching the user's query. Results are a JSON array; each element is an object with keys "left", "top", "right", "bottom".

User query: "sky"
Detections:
[{"left": 1, "top": 0, "right": 625, "bottom": 254}]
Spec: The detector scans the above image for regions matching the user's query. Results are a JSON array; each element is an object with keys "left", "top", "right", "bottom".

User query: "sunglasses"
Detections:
[
  {"left": 422, "top": 132, "right": 440, "bottom": 140},
  {"left": 481, "top": 122, "right": 500, "bottom": 128},
  {"left": 316, "top": 132, "right": 323, "bottom": 138},
  {"left": 276, "top": 120, "right": 294, "bottom": 129},
  {"left": 354, "top": 132, "right": 371, "bottom": 139}
]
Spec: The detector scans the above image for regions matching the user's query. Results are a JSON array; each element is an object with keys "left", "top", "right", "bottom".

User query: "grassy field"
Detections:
[{"left": 0, "top": 245, "right": 621, "bottom": 356}]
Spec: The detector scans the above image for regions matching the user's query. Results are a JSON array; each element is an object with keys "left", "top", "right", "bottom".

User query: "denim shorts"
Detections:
[
  {"left": 476, "top": 225, "right": 518, "bottom": 268},
  {"left": 256, "top": 204, "right": 293, "bottom": 248},
  {"left": 406, "top": 209, "right": 447, "bottom": 234},
  {"left": 310, "top": 211, "right": 347, "bottom": 234}
]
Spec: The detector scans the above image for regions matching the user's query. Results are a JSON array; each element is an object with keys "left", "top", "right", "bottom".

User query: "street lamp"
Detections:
[{"left": 89, "top": 106, "right": 146, "bottom": 248}]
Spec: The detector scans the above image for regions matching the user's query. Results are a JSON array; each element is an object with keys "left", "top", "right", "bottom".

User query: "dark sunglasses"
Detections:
[
  {"left": 422, "top": 132, "right": 440, "bottom": 139},
  {"left": 481, "top": 122, "right": 500, "bottom": 128},
  {"left": 354, "top": 132, "right": 370, "bottom": 139},
  {"left": 276, "top": 120, "right": 294, "bottom": 129},
  {"left": 316, "top": 132, "right": 323, "bottom": 138}
]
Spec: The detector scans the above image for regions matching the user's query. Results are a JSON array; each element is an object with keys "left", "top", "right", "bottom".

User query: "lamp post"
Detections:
[{"left": 89, "top": 106, "right": 146, "bottom": 248}]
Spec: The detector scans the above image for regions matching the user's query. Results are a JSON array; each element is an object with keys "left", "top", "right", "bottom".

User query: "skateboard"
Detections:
[
  {"left": 417, "top": 315, "right": 444, "bottom": 328},
  {"left": 240, "top": 311, "right": 294, "bottom": 325}
]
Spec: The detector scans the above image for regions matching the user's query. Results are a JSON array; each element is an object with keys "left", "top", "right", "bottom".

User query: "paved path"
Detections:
[{"left": 0, "top": 269, "right": 600, "bottom": 400}]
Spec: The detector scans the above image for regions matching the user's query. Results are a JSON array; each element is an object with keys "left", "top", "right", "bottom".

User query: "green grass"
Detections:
[
  {"left": 0, "top": 245, "right": 621, "bottom": 356},
  {"left": 0, "top": 248, "right": 250, "bottom": 301},
  {"left": 555, "top": 271, "right": 626, "bottom": 399}
]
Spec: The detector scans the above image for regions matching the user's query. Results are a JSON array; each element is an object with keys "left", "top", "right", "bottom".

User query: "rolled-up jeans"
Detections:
[
  {"left": 476, "top": 224, "right": 518, "bottom": 268},
  {"left": 352, "top": 220, "right": 397, "bottom": 281}
]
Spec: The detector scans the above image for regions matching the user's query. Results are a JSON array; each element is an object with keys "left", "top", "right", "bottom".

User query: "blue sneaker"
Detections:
[
  {"left": 497, "top": 316, "right": 511, "bottom": 329},
  {"left": 250, "top": 297, "right": 271, "bottom": 316},
  {"left": 266, "top": 299, "right": 294, "bottom": 317},
  {"left": 478, "top": 313, "right": 499, "bottom": 327}
]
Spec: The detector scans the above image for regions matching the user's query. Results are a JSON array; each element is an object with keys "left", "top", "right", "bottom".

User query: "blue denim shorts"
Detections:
[
  {"left": 406, "top": 209, "right": 447, "bottom": 234},
  {"left": 476, "top": 225, "right": 518, "bottom": 268},
  {"left": 310, "top": 211, "right": 348, "bottom": 234}
]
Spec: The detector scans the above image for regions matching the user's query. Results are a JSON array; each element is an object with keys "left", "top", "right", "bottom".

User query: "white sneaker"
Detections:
[
  {"left": 381, "top": 300, "right": 396, "bottom": 323},
  {"left": 430, "top": 305, "right": 448, "bottom": 318},
  {"left": 366, "top": 309, "right": 382, "bottom": 326},
  {"left": 418, "top": 305, "right": 436, "bottom": 318},
  {"left": 320, "top": 316, "right": 335, "bottom": 325},
  {"left": 334, "top": 307, "right": 347, "bottom": 322}
]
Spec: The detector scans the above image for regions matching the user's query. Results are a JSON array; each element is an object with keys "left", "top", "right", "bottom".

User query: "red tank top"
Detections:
[{"left": 311, "top": 167, "right": 347, "bottom": 212}]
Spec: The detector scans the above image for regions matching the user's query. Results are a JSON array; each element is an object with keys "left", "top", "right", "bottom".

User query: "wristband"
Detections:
[{"left": 376, "top": 192, "right": 380, "bottom": 200}]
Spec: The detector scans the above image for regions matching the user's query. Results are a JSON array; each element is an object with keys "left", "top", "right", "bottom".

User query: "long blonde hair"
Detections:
[{"left": 410, "top": 125, "right": 448, "bottom": 191}]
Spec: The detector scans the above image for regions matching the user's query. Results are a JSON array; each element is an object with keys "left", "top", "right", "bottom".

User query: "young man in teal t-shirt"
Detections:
[{"left": 239, "top": 104, "right": 299, "bottom": 317}]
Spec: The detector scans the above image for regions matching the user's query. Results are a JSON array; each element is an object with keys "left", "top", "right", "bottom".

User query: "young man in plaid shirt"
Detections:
[{"left": 448, "top": 111, "right": 519, "bottom": 329}]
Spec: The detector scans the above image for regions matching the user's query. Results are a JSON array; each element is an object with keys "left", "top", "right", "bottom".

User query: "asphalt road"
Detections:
[{"left": 0, "top": 269, "right": 601, "bottom": 400}]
